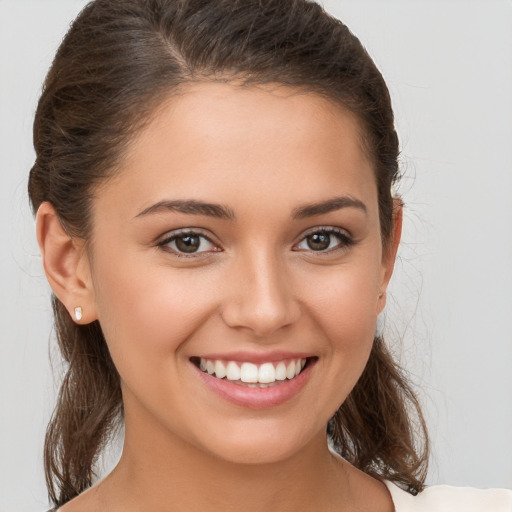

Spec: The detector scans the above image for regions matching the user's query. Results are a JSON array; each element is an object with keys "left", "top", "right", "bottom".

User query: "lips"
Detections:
[{"left": 191, "top": 354, "right": 316, "bottom": 408}]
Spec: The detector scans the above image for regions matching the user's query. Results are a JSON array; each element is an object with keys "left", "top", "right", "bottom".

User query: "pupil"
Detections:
[
  {"left": 307, "top": 233, "right": 330, "bottom": 251},
  {"left": 176, "top": 235, "right": 200, "bottom": 253}
]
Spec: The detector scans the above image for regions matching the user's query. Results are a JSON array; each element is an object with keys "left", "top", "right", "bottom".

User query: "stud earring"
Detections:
[{"left": 74, "top": 307, "right": 83, "bottom": 322}]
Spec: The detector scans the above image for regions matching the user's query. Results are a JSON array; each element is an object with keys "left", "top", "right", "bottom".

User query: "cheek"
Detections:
[
  {"left": 299, "top": 259, "right": 381, "bottom": 396},
  {"left": 91, "top": 254, "right": 219, "bottom": 364},
  {"left": 304, "top": 263, "right": 381, "bottom": 342}
]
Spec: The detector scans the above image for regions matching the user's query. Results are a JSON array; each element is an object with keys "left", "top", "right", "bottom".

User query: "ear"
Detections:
[
  {"left": 36, "top": 202, "right": 97, "bottom": 324},
  {"left": 377, "top": 198, "right": 403, "bottom": 313}
]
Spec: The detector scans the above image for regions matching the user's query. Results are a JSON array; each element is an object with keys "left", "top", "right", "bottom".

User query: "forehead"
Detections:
[
  {"left": 97, "top": 82, "right": 377, "bottom": 220},
  {"left": 130, "top": 81, "right": 369, "bottom": 166}
]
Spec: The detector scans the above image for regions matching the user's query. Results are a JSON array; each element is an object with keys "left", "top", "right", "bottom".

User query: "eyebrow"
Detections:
[
  {"left": 134, "top": 195, "right": 367, "bottom": 221},
  {"left": 135, "top": 199, "right": 235, "bottom": 220},
  {"left": 292, "top": 195, "right": 367, "bottom": 219}
]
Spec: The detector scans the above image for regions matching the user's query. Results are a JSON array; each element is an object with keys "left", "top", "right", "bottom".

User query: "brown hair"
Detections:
[{"left": 28, "top": 0, "right": 428, "bottom": 506}]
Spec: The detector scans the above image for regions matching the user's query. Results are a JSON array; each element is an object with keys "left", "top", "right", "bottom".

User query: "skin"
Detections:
[{"left": 37, "top": 82, "right": 400, "bottom": 511}]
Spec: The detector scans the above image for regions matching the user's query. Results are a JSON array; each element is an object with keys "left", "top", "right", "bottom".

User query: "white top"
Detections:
[{"left": 385, "top": 480, "right": 512, "bottom": 511}]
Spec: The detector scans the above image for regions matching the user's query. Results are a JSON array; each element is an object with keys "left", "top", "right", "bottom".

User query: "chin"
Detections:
[
  {"left": 192, "top": 418, "right": 323, "bottom": 466},
  {"left": 208, "top": 442, "right": 302, "bottom": 466}
]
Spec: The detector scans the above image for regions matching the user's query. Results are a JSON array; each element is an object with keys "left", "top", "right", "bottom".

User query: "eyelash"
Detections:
[
  {"left": 293, "top": 227, "right": 354, "bottom": 255},
  {"left": 157, "top": 229, "right": 219, "bottom": 258},
  {"left": 156, "top": 227, "right": 354, "bottom": 258}
]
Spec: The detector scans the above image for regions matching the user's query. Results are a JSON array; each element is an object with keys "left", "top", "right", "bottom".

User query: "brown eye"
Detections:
[
  {"left": 175, "top": 234, "right": 201, "bottom": 253},
  {"left": 295, "top": 228, "right": 354, "bottom": 254},
  {"left": 159, "top": 231, "right": 218, "bottom": 255},
  {"left": 306, "top": 233, "right": 331, "bottom": 251}
]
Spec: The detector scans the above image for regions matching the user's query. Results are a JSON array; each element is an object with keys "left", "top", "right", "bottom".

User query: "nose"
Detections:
[{"left": 220, "top": 248, "right": 301, "bottom": 338}]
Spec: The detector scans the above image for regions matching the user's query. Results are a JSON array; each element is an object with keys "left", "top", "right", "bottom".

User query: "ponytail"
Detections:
[
  {"left": 329, "top": 337, "right": 429, "bottom": 494},
  {"left": 44, "top": 297, "right": 122, "bottom": 506}
]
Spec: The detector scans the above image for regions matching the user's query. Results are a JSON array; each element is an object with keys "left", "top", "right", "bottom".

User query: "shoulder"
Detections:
[{"left": 385, "top": 480, "right": 512, "bottom": 512}]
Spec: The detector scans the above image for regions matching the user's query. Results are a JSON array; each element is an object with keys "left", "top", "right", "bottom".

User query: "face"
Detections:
[{"left": 83, "top": 83, "right": 396, "bottom": 465}]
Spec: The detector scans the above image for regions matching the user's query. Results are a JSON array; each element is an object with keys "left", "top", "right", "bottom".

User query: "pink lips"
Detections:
[{"left": 192, "top": 353, "right": 316, "bottom": 409}]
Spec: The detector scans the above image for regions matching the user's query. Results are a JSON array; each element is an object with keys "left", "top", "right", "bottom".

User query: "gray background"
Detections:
[{"left": 1, "top": 0, "right": 511, "bottom": 510}]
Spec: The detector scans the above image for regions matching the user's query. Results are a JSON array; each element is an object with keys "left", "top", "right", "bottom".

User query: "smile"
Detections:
[
  {"left": 197, "top": 358, "right": 307, "bottom": 387},
  {"left": 191, "top": 354, "right": 316, "bottom": 408}
]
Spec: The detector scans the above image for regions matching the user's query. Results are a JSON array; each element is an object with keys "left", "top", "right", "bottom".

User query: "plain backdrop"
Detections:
[{"left": 1, "top": 0, "right": 511, "bottom": 510}]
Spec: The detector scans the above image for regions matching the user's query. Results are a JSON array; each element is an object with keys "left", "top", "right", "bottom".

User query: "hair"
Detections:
[{"left": 28, "top": 0, "right": 429, "bottom": 506}]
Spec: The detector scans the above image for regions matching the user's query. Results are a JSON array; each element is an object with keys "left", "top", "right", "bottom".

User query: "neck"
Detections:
[{"left": 100, "top": 421, "right": 351, "bottom": 511}]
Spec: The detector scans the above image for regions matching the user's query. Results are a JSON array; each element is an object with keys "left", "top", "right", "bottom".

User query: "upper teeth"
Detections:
[{"left": 199, "top": 358, "right": 307, "bottom": 384}]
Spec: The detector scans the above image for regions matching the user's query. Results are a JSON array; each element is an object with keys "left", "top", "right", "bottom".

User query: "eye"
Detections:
[
  {"left": 158, "top": 230, "right": 219, "bottom": 256},
  {"left": 294, "top": 228, "right": 353, "bottom": 253}
]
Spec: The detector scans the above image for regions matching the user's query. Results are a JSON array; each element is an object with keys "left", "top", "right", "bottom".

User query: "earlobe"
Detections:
[
  {"left": 377, "top": 198, "right": 403, "bottom": 312},
  {"left": 36, "top": 202, "right": 97, "bottom": 324}
]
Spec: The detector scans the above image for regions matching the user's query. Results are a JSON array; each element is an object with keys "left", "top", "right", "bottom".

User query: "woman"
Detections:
[{"left": 29, "top": 0, "right": 512, "bottom": 510}]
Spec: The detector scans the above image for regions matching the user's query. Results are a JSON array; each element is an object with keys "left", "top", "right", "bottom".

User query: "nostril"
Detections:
[{"left": 219, "top": 276, "right": 301, "bottom": 336}]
